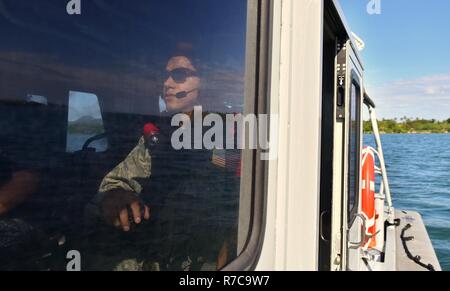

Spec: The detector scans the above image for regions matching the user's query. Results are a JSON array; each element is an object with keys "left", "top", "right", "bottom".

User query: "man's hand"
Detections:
[{"left": 100, "top": 190, "right": 150, "bottom": 232}]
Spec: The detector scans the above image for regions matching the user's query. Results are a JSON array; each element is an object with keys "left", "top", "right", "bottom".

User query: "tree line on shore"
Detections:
[{"left": 364, "top": 118, "right": 450, "bottom": 134}]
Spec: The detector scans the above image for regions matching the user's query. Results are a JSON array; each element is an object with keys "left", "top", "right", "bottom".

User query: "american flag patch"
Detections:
[
  {"left": 212, "top": 148, "right": 226, "bottom": 168},
  {"left": 212, "top": 148, "right": 241, "bottom": 172}
]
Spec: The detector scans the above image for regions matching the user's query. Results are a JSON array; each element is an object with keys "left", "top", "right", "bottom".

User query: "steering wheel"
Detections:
[{"left": 81, "top": 132, "right": 108, "bottom": 151}]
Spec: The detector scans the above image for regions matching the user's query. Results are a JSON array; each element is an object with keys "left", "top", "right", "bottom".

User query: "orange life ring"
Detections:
[{"left": 361, "top": 147, "right": 376, "bottom": 249}]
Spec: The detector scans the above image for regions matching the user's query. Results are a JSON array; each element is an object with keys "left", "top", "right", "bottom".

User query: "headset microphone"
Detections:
[
  {"left": 175, "top": 91, "right": 188, "bottom": 99},
  {"left": 175, "top": 88, "right": 198, "bottom": 99}
]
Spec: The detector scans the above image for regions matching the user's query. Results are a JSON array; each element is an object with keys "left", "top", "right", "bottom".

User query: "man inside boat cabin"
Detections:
[
  {"left": 0, "top": 97, "right": 50, "bottom": 219},
  {"left": 0, "top": 155, "right": 39, "bottom": 218},
  {"left": 90, "top": 46, "right": 239, "bottom": 271},
  {"left": 97, "top": 50, "right": 201, "bottom": 230},
  {"left": 0, "top": 97, "right": 47, "bottom": 259}
]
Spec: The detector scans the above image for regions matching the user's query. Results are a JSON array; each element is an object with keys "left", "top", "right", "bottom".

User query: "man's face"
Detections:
[{"left": 164, "top": 56, "right": 200, "bottom": 113}]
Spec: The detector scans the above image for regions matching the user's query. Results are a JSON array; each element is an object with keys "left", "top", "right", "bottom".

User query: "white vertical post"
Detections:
[{"left": 369, "top": 107, "right": 394, "bottom": 223}]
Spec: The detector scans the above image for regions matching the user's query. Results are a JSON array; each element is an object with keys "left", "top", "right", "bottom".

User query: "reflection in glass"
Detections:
[
  {"left": 66, "top": 91, "right": 108, "bottom": 153},
  {"left": 348, "top": 82, "right": 360, "bottom": 218},
  {"left": 0, "top": 0, "right": 248, "bottom": 271}
]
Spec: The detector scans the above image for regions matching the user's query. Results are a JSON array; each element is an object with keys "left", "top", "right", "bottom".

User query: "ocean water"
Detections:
[
  {"left": 364, "top": 134, "right": 450, "bottom": 270},
  {"left": 2, "top": 132, "right": 449, "bottom": 270},
  {"left": 66, "top": 132, "right": 108, "bottom": 153}
]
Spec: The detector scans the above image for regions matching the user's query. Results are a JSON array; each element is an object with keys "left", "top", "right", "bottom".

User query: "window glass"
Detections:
[
  {"left": 66, "top": 91, "right": 108, "bottom": 153},
  {"left": 348, "top": 81, "right": 361, "bottom": 221},
  {"left": 0, "top": 0, "right": 249, "bottom": 271}
]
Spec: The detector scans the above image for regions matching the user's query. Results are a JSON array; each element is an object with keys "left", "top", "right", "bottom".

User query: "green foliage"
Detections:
[
  {"left": 67, "top": 122, "right": 104, "bottom": 134},
  {"left": 364, "top": 118, "right": 450, "bottom": 134}
]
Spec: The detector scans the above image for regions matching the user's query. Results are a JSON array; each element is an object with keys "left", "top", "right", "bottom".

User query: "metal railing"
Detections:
[{"left": 364, "top": 95, "right": 394, "bottom": 225}]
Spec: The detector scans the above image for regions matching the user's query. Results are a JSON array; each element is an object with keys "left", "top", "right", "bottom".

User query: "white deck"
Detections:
[{"left": 395, "top": 210, "right": 441, "bottom": 271}]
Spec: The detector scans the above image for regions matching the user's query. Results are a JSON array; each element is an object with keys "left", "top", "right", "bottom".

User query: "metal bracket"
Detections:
[{"left": 336, "top": 40, "right": 347, "bottom": 122}]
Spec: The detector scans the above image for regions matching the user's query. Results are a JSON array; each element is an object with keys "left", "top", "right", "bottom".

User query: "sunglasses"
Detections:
[{"left": 165, "top": 68, "right": 197, "bottom": 84}]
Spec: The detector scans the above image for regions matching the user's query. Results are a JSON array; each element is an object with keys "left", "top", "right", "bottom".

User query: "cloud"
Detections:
[
  {"left": 0, "top": 51, "right": 246, "bottom": 116},
  {"left": 201, "top": 66, "right": 245, "bottom": 112},
  {"left": 0, "top": 51, "right": 162, "bottom": 115},
  {"left": 367, "top": 74, "right": 450, "bottom": 120}
]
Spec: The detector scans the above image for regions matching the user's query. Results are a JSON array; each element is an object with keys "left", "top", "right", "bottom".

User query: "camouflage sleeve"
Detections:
[{"left": 98, "top": 137, "right": 152, "bottom": 195}]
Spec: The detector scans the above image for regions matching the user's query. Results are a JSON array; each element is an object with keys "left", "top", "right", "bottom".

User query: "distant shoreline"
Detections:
[
  {"left": 364, "top": 119, "right": 450, "bottom": 135},
  {"left": 365, "top": 132, "right": 450, "bottom": 135}
]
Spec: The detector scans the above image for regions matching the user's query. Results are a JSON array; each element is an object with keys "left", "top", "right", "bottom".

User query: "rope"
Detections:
[{"left": 400, "top": 223, "right": 435, "bottom": 271}]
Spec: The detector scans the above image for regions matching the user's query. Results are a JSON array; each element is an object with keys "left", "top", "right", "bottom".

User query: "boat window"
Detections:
[
  {"left": 348, "top": 77, "right": 361, "bottom": 223},
  {"left": 66, "top": 91, "right": 108, "bottom": 153},
  {"left": 0, "top": 0, "right": 253, "bottom": 271}
]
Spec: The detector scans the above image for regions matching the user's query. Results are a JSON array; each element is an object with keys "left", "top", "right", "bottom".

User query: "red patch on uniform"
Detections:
[{"left": 143, "top": 123, "right": 160, "bottom": 136}]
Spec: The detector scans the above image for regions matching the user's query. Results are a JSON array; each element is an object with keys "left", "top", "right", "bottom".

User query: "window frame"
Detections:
[
  {"left": 347, "top": 70, "right": 362, "bottom": 226},
  {"left": 0, "top": 0, "right": 269, "bottom": 271},
  {"left": 222, "top": 0, "right": 271, "bottom": 271}
]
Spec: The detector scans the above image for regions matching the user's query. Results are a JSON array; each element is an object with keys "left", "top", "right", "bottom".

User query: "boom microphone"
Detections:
[{"left": 175, "top": 88, "right": 198, "bottom": 99}]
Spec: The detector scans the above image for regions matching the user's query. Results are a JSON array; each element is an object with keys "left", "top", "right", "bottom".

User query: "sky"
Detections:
[
  {"left": 339, "top": 0, "right": 450, "bottom": 120},
  {"left": 68, "top": 91, "right": 103, "bottom": 122},
  {"left": 0, "top": 0, "right": 247, "bottom": 117}
]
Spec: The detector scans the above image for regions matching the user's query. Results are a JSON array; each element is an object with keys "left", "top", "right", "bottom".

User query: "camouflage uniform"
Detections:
[
  {"left": 87, "top": 118, "right": 239, "bottom": 271},
  {"left": 98, "top": 137, "right": 151, "bottom": 195}
]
